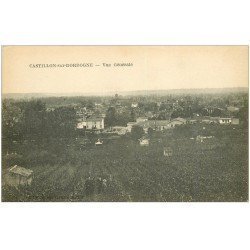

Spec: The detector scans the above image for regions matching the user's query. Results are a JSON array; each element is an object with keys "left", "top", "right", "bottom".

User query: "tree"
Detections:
[
  {"left": 131, "top": 125, "right": 144, "bottom": 140},
  {"left": 105, "top": 107, "right": 132, "bottom": 127},
  {"left": 130, "top": 109, "right": 136, "bottom": 122},
  {"left": 2, "top": 101, "right": 23, "bottom": 140},
  {"left": 21, "top": 100, "right": 46, "bottom": 138},
  {"left": 158, "top": 111, "right": 170, "bottom": 120},
  {"left": 237, "top": 106, "right": 248, "bottom": 127},
  {"left": 105, "top": 107, "right": 117, "bottom": 127},
  {"left": 211, "top": 108, "right": 222, "bottom": 117},
  {"left": 148, "top": 127, "right": 154, "bottom": 137}
]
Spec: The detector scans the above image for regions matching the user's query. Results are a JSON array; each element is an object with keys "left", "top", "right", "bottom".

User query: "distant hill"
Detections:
[
  {"left": 116, "top": 87, "right": 248, "bottom": 96},
  {"left": 2, "top": 87, "right": 248, "bottom": 99},
  {"left": 2, "top": 93, "right": 52, "bottom": 99}
]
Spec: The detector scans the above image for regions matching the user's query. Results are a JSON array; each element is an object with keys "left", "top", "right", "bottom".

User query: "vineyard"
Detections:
[{"left": 2, "top": 126, "right": 248, "bottom": 202}]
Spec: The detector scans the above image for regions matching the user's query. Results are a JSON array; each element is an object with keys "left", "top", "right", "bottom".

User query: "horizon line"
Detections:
[{"left": 2, "top": 86, "right": 248, "bottom": 96}]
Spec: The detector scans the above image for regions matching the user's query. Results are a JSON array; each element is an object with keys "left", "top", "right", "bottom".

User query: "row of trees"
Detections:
[{"left": 2, "top": 100, "right": 76, "bottom": 141}]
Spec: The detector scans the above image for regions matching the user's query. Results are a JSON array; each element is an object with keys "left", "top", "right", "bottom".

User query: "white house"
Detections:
[
  {"left": 214, "top": 117, "right": 239, "bottom": 125},
  {"left": 218, "top": 118, "right": 232, "bottom": 124},
  {"left": 77, "top": 117, "right": 104, "bottom": 130},
  {"left": 86, "top": 117, "right": 104, "bottom": 130},
  {"left": 77, "top": 121, "right": 87, "bottom": 129}
]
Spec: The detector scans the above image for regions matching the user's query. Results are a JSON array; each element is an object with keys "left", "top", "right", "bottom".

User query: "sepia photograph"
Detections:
[{"left": 1, "top": 45, "right": 248, "bottom": 202}]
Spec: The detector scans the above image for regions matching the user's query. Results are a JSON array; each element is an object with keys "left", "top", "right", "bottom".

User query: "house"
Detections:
[
  {"left": 218, "top": 118, "right": 232, "bottom": 125},
  {"left": 136, "top": 120, "right": 170, "bottom": 132},
  {"left": 131, "top": 103, "right": 138, "bottom": 108},
  {"left": 227, "top": 106, "right": 239, "bottom": 112},
  {"left": 112, "top": 126, "right": 128, "bottom": 135},
  {"left": 136, "top": 120, "right": 153, "bottom": 133},
  {"left": 46, "top": 107, "right": 55, "bottom": 112},
  {"left": 201, "top": 118, "right": 212, "bottom": 124},
  {"left": 154, "top": 120, "right": 171, "bottom": 130},
  {"left": 77, "top": 120, "right": 87, "bottom": 129},
  {"left": 167, "top": 117, "right": 186, "bottom": 128},
  {"left": 128, "top": 117, "right": 186, "bottom": 133},
  {"left": 187, "top": 119, "right": 198, "bottom": 124},
  {"left": 210, "top": 117, "right": 220, "bottom": 124},
  {"left": 127, "top": 122, "right": 137, "bottom": 132},
  {"left": 197, "top": 116, "right": 239, "bottom": 125},
  {"left": 95, "top": 103, "right": 103, "bottom": 107},
  {"left": 164, "top": 147, "right": 173, "bottom": 157},
  {"left": 136, "top": 117, "right": 148, "bottom": 123},
  {"left": 77, "top": 116, "right": 104, "bottom": 130},
  {"left": 4, "top": 165, "right": 33, "bottom": 187},
  {"left": 200, "top": 117, "right": 219, "bottom": 124},
  {"left": 131, "top": 118, "right": 184, "bottom": 133},
  {"left": 86, "top": 117, "right": 104, "bottom": 130},
  {"left": 139, "top": 138, "right": 149, "bottom": 146},
  {"left": 76, "top": 107, "right": 87, "bottom": 116},
  {"left": 231, "top": 118, "right": 240, "bottom": 125}
]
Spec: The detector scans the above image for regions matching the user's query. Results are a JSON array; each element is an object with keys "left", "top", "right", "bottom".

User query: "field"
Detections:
[{"left": 2, "top": 124, "right": 248, "bottom": 202}]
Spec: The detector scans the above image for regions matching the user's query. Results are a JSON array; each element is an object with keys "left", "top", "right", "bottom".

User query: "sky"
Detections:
[{"left": 2, "top": 46, "right": 248, "bottom": 94}]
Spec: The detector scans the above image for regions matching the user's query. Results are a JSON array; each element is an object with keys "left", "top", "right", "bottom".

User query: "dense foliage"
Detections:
[
  {"left": 2, "top": 93, "right": 248, "bottom": 202},
  {"left": 2, "top": 100, "right": 76, "bottom": 143}
]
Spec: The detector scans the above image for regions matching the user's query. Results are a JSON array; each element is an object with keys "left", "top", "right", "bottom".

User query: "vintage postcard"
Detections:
[{"left": 1, "top": 45, "right": 248, "bottom": 202}]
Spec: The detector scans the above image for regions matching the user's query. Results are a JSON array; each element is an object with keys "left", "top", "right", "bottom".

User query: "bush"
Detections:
[{"left": 131, "top": 125, "right": 144, "bottom": 140}]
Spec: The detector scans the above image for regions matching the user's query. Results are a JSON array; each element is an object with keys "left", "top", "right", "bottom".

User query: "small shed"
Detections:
[
  {"left": 95, "top": 139, "right": 103, "bottom": 146},
  {"left": 164, "top": 147, "right": 173, "bottom": 157},
  {"left": 5, "top": 165, "right": 33, "bottom": 187}
]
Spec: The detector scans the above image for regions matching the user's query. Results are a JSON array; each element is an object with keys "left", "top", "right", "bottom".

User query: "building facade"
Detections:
[{"left": 77, "top": 117, "right": 104, "bottom": 130}]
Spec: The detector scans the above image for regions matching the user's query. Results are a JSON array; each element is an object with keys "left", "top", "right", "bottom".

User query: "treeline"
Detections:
[
  {"left": 105, "top": 107, "right": 135, "bottom": 127},
  {"left": 2, "top": 100, "right": 76, "bottom": 141},
  {"left": 37, "top": 96, "right": 111, "bottom": 107}
]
